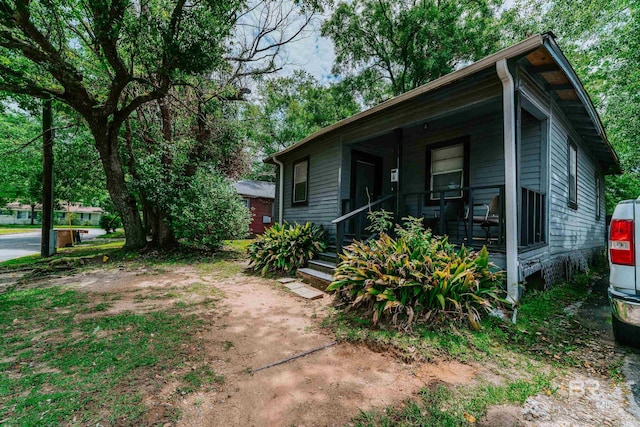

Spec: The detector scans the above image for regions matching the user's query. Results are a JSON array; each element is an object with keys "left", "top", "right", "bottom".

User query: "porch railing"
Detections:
[
  {"left": 520, "top": 187, "right": 546, "bottom": 248},
  {"left": 400, "top": 185, "right": 506, "bottom": 250},
  {"left": 332, "top": 195, "right": 394, "bottom": 252}
]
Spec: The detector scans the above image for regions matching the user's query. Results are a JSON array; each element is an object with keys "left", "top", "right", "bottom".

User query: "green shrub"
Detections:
[
  {"left": 168, "top": 169, "right": 250, "bottom": 249},
  {"left": 100, "top": 213, "right": 122, "bottom": 233},
  {"left": 327, "top": 212, "right": 506, "bottom": 330},
  {"left": 247, "top": 222, "right": 326, "bottom": 275}
]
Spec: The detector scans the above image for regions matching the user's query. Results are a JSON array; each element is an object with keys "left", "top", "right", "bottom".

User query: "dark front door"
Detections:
[
  {"left": 350, "top": 151, "right": 383, "bottom": 237},
  {"left": 351, "top": 151, "right": 383, "bottom": 206}
]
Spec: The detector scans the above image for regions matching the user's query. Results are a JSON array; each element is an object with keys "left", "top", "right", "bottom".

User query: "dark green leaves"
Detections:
[
  {"left": 321, "top": 0, "right": 501, "bottom": 104},
  {"left": 328, "top": 214, "right": 506, "bottom": 330},
  {"left": 247, "top": 221, "right": 326, "bottom": 275}
]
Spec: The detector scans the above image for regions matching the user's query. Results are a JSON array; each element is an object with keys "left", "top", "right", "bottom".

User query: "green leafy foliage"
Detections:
[
  {"left": 322, "top": 0, "right": 502, "bottom": 104},
  {"left": 0, "top": 110, "right": 41, "bottom": 206},
  {"left": 504, "top": 0, "right": 639, "bottom": 212},
  {"left": 100, "top": 213, "right": 122, "bottom": 234},
  {"left": 0, "top": 1, "right": 319, "bottom": 248},
  {"left": 167, "top": 168, "right": 250, "bottom": 249},
  {"left": 247, "top": 222, "right": 326, "bottom": 275},
  {"left": 365, "top": 209, "right": 394, "bottom": 235},
  {"left": 327, "top": 213, "right": 505, "bottom": 330},
  {"left": 242, "top": 70, "right": 360, "bottom": 181}
]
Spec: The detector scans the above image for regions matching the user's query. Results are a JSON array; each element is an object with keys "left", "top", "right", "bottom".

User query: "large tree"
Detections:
[
  {"left": 504, "top": 0, "right": 639, "bottom": 212},
  {"left": 321, "top": 0, "right": 502, "bottom": 104},
  {"left": 0, "top": 0, "right": 315, "bottom": 248}
]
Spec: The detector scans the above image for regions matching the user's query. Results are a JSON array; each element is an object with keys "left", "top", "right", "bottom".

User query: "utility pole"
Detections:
[{"left": 41, "top": 99, "right": 55, "bottom": 257}]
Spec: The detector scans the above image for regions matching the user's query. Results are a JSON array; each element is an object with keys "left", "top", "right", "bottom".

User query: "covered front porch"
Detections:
[{"left": 333, "top": 78, "right": 547, "bottom": 299}]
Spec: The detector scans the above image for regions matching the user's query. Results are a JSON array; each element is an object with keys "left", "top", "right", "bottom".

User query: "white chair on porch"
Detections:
[{"left": 464, "top": 195, "right": 501, "bottom": 243}]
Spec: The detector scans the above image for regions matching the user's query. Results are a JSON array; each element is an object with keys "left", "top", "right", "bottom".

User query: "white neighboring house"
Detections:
[{"left": 0, "top": 202, "right": 103, "bottom": 226}]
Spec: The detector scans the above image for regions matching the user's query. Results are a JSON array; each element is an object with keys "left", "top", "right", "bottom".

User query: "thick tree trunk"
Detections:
[
  {"left": 123, "top": 112, "right": 177, "bottom": 249},
  {"left": 149, "top": 98, "right": 178, "bottom": 248},
  {"left": 94, "top": 129, "right": 147, "bottom": 249},
  {"left": 147, "top": 207, "right": 178, "bottom": 248}
]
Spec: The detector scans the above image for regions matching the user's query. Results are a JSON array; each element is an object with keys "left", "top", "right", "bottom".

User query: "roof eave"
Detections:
[
  {"left": 265, "top": 33, "right": 547, "bottom": 162},
  {"left": 542, "top": 37, "right": 620, "bottom": 173}
]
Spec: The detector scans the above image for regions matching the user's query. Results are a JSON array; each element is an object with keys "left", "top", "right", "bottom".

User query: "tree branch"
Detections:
[
  {"left": 111, "top": 77, "right": 171, "bottom": 130},
  {"left": 1, "top": 124, "right": 76, "bottom": 155}
]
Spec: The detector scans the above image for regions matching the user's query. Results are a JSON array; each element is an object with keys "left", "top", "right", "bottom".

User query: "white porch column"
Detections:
[{"left": 496, "top": 59, "right": 520, "bottom": 302}]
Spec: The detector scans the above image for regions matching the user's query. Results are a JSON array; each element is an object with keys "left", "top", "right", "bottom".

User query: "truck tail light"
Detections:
[{"left": 610, "top": 219, "right": 634, "bottom": 266}]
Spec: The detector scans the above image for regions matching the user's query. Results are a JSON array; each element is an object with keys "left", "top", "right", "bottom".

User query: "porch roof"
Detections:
[{"left": 265, "top": 33, "right": 619, "bottom": 174}]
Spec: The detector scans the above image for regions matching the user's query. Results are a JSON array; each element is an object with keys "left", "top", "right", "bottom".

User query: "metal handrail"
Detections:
[{"left": 331, "top": 194, "right": 393, "bottom": 224}]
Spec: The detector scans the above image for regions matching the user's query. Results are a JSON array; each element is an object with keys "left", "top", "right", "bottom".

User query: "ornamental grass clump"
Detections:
[
  {"left": 327, "top": 211, "right": 506, "bottom": 330},
  {"left": 248, "top": 222, "right": 326, "bottom": 275}
]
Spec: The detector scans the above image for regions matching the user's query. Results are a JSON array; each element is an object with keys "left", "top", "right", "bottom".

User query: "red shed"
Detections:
[{"left": 234, "top": 180, "right": 275, "bottom": 235}]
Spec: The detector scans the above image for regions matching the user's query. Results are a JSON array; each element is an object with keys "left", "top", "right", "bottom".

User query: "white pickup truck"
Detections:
[{"left": 609, "top": 199, "right": 640, "bottom": 347}]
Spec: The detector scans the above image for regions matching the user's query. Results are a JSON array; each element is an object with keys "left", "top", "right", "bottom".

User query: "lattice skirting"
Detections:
[{"left": 536, "top": 248, "right": 602, "bottom": 288}]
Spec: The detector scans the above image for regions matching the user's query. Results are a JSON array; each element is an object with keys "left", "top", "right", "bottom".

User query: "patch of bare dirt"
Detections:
[
  {"left": 172, "top": 274, "right": 445, "bottom": 427},
  {"left": 22, "top": 262, "right": 639, "bottom": 427},
  {"left": 414, "top": 361, "right": 476, "bottom": 385},
  {"left": 479, "top": 405, "right": 525, "bottom": 427}
]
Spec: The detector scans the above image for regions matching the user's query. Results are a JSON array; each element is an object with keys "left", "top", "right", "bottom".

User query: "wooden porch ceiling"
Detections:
[
  {"left": 523, "top": 47, "right": 617, "bottom": 173},
  {"left": 526, "top": 48, "right": 578, "bottom": 100}
]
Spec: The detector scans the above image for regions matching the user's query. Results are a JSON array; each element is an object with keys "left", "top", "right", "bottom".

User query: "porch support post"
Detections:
[{"left": 497, "top": 59, "right": 520, "bottom": 303}]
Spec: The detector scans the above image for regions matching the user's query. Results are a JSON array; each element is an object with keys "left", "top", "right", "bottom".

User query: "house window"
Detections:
[
  {"left": 292, "top": 158, "right": 309, "bottom": 205},
  {"left": 17, "top": 211, "right": 30, "bottom": 219},
  {"left": 595, "top": 174, "right": 601, "bottom": 220},
  {"left": 430, "top": 143, "right": 464, "bottom": 200},
  {"left": 241, "top": 198, "right": 250, "bottom": 209},
  {"left": 568, "top": 141, "right": 578, "bottom": 209},
  {"left": 88, "top": 213, "right": 92, "bottom": 220}
]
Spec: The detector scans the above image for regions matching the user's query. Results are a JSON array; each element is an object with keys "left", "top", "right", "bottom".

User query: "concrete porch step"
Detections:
[
  {"left": 318, "top": 251, "right": 338, "bottom": 263},
  {"left": 297, "top": 267, "right": 334, "bottom": 291},
  {"left": 308, "top": 259, "right": 337, "bottom": 275}
]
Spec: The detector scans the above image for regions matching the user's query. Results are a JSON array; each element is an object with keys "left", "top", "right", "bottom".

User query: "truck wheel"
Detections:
[{"left": 612, "top": 315, "right": 640, "bottom": 348}]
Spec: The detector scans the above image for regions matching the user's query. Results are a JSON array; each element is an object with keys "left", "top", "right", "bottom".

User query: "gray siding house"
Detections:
[{"left": 265, "top": 33, "right": 619, "bottom": 301}]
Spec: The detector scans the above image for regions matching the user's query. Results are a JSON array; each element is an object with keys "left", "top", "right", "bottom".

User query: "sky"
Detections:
[{"left": 279, "top": 15, "right": 337, "bottom": 85}]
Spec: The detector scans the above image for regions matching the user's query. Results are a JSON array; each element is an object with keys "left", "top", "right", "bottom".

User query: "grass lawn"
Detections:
[
  {"left": 0, "top": 286, "right": 216, "bottom": 425},
  {"left": 0, "top": 225, "right": 102, "bottom": 229},
  {"left": 0, "top": 239, "right": 248, "bottom": 425},
  {"left": 101, "top": 230, "right": 125, "bottom": 239},
  {"left": 0, "top": 240, "right": 128, "bottom": 270}
]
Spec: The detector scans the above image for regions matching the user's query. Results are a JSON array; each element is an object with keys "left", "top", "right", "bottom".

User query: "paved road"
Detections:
[{"left": 0, "top": 228, "right": 106, "bottom": 262}]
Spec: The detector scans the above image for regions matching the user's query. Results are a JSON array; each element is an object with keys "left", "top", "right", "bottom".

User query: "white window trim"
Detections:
[
  {"left": 568, "top": 141, "right": 578, "bottom": 209},
  {"left": 292, "top": 159, "right": 308, "bottom": 204},
  {"left": 430, "top": 144, "right": 464, "bottom": 200}
]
